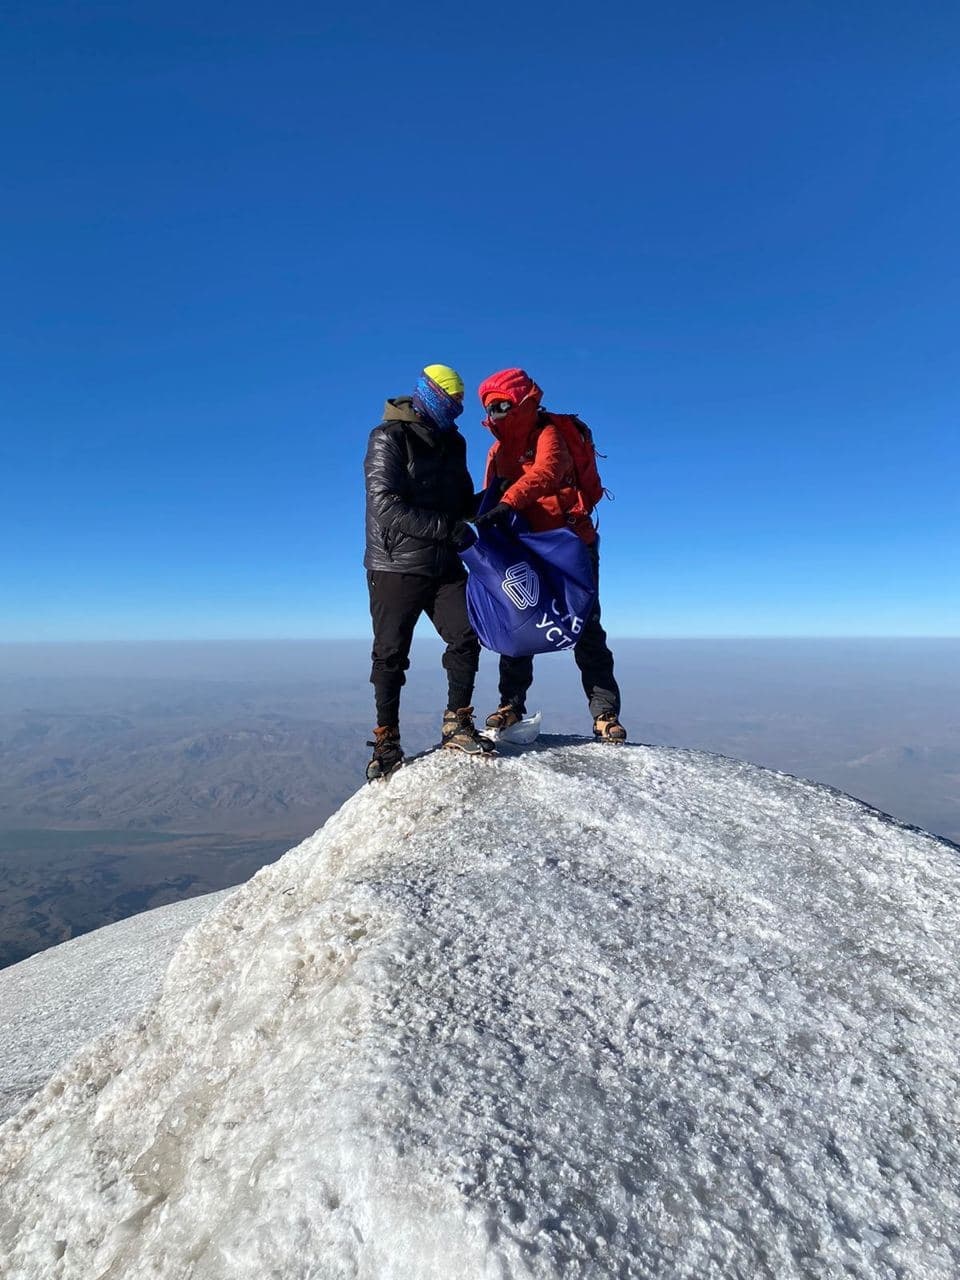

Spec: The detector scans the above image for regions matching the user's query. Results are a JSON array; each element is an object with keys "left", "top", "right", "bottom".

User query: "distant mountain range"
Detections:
[
  {"left": 0, "top": 693, "right": 379, "bottom": 968},
  {"left": 0, "top": 708, "right": 369, "bottom": 832},
  {"left": 0, "top": 828, "right": 289, "bottom": 969}
]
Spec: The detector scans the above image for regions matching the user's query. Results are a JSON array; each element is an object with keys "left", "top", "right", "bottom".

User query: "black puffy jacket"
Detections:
[{"left": 363, "top": 398, "right": 475, "bottom": 577}]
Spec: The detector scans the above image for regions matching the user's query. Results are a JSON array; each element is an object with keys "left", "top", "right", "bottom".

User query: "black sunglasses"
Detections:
[{"left": 485, "top": 400, "right": 514, "bottom": 418}]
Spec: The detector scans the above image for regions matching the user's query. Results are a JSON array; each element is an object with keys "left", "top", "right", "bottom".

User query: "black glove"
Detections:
[
  {"left": 474, "top": 502, "right": 512, "bottom": 529},
  {"left": 470, "top": 479, "right": 509, "bottom": 516},
  {"left": 448, "top": 520, "right": 475, "bottom": 551}
]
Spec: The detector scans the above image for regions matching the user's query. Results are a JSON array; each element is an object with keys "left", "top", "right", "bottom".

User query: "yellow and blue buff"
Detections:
[{"left": 412, "top": 363, "right": 465, "bottom": 430}]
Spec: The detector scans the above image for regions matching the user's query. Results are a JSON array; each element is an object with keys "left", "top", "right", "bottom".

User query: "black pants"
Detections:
[
  {"left": 368, "top": 570, "right": 480, "bottom": 728},
  {"left": 498, "top": 543, "right": 620, "bottom": 720}
]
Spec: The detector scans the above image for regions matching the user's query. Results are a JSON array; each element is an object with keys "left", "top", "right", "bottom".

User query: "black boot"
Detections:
[
  {"left": 441, "top": 707, "right": 495, "bottom": 755},
  {"left": 366, "top": 725, "right": 404, "bottom": 781}
]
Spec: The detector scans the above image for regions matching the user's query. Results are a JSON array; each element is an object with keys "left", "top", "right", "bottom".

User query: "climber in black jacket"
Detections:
[{"left": 363, "top": 364, "right": 493, "bottom": 780}]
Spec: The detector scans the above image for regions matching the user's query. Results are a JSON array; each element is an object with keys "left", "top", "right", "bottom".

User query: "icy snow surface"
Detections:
[
  {"left": 1, "top": 740, "right": 959, "bottom": 1279},
  {"left": 0, "top": 891, "right": 228, "bottom": 1123}
]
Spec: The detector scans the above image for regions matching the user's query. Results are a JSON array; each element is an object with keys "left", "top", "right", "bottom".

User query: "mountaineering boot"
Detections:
[
  {"left": 485, "top": 704, "right": 522, "bottom": 733},
  {"left": 593, "top": 711, "right": 627, "bottom": 744},
  {"left": 366, "top": 726, "right": 404, "bottom": 781},
  {"left": 442, "top": 707, "right": 496, "bottom": 755}
]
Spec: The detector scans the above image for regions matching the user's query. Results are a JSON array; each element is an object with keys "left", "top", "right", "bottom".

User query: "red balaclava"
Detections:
[{"left": 478, "top": 368, "right": 544, "bottom": 439}]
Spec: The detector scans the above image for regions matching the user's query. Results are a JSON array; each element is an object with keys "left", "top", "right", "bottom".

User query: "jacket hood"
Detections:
[
  {"left": 381, "top": 397, "right": 460, "bottom": 448},
  {"left": 382, "top": 397, "right": 421, "bottom": 424},
  {"left": 478, "top": 369, "right": 544, "bottom": 443},
  {"left": 478, "top": 369, "right": 543, "bottom": 411}
]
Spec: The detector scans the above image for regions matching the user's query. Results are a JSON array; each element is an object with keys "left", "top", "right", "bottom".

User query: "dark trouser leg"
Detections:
[
  {"left": 498, "top": 654, "right": 534, "bottom": 717},
  {"left": 367, "top": 571, "right": 431, "bottom": 727},
  {"left": 574, "top": 544, "right": 620, "bottom": 719},
  {"left": 425, "top": 572, "right": 481, "bottom": 711}
]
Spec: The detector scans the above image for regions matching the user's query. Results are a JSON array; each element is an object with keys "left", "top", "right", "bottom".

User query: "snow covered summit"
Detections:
[{"left": 1, "top": 741, "right": 958, "bottom": 1279}]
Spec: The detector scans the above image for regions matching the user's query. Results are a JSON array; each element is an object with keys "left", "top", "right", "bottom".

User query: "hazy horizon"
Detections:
[
  {"left": 2, "top": 636, "right": 957, "bottom": 968},
  {"left": 2, "top": 638, "right": 957, "bottom": 836},
  {"left": 2, "top": 635, "right": 957, "bottom": 665}
]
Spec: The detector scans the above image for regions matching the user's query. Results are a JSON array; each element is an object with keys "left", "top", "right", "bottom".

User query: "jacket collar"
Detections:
[{"left": 382, "top": 397, "right": 458, "bottom": 449}]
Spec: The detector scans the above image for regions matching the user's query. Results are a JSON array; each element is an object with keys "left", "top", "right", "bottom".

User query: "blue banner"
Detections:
[{"left": 460, "top": 498, "right": 598, "bottom": 657}]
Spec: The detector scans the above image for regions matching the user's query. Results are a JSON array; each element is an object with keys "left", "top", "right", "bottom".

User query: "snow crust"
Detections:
[
  {"left": 1, "top": 741, "right": 959, "bottom": 1278},
  {"left": 0, "top": 891, "right": 227, "bottom": 1123}
]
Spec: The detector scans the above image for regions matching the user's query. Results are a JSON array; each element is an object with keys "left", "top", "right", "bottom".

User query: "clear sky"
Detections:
[{"left": 2, "top": 1, "right": 957, "bottom": 641}]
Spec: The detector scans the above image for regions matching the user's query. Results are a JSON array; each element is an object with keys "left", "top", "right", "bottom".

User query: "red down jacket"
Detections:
[{"left": 477, "top": 368, "right": 596, "bottom": 545}]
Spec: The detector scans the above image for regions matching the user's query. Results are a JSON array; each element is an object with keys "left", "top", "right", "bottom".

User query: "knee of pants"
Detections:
[
  {"left": 443, "top": 631, "right": 480, "bottom": 665},
  {"left": 371, "top": 653, "right": 411, "bottom": 676}
]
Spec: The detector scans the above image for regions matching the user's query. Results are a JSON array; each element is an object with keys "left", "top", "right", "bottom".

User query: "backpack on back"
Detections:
[{"left": 539, "top": 411, "right": 607, "bottom": 517}]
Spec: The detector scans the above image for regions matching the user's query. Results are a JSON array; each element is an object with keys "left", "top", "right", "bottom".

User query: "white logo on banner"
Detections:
[{"left": 501, "top": 561, "right": 540, "bottom": 610}]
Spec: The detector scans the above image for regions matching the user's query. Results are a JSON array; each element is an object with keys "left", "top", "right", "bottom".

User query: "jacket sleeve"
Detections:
[
  {"left": 364, "top": 427, "right": 450, "bottom": 541},
  {"left": 501, "top": 426, "right": 574, "bottom": 511},
  {"left": 456, "top": 438, "right": 478, "bottom": 518}
]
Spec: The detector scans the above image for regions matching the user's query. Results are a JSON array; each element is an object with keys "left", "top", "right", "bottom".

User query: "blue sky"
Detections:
[{"left": 2, "top": 1, "right": 957, "bottom": 640}]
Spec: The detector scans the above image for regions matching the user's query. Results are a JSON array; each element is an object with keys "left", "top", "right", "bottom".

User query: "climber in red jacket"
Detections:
[{"left": 475, "top": 368, "right": 627, "bottom": 743}]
